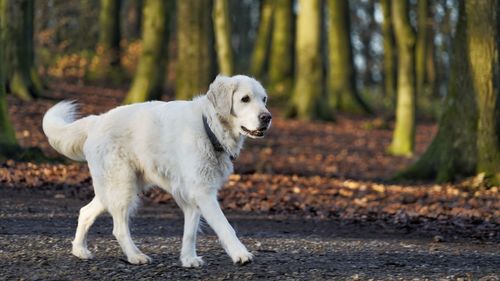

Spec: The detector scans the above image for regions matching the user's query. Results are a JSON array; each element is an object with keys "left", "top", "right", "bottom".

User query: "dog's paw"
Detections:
[
  {"left": 127, "top": 253, "right": 152, "bottom": 265},
  {"left": 231, "top": 251, "right": 253, "bottom": 266},
  {"left": 72, "top": 246, "right": 94, "bottom": 260},
  {"left": 181, "top": 256, "right": 205, "bottom": 268}
]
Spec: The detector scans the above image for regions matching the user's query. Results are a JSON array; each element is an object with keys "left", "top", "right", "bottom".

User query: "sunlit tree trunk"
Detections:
[
  {"left": 176, "top": 0, "right": 212, "bottom": 100},
  {"left": 90, "top": 0, "right": 122, "bottom": 79},
  {"left": 388, "top": 0, "right": 416, "bottom": 156},
  {"left": 288, "top": 0, "right": 328, "bottom": 120},
  {"left": 124, "top": 0, "right": 171, "bottom": 104},
  {"left": 2, "top": 0, "right": 40, "bottom": 101},
  {"left": 0, "top": 9, "right": 19, "bottom": 158},
  {"left": 416, "top": 0, "right": 428, "bottom": 97},
  {"left": 249, "top": 0, "right": 273, "bottom": 78},
  {"left": 213, "top": 0, "right": 233, "bottom": 76},
  {"left": 326, "top": 0, "right": 371, "bottom": 114},
  {"left": 466, "top": 0, "right": 500, "bottom": 183},
  {"left": 268, "top": 0, "right": 292, "bottom": 99},
  {"left": 380, "top": 0, "right": 396, "bottom": 105}
]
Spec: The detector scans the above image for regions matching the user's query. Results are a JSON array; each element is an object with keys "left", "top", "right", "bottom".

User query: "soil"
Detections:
[{"left": 1, "top": 81, "right": 499, "bottom": 280}]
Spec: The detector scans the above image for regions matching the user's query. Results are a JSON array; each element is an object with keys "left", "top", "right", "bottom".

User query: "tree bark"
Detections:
[
  {"left": 268, "top": 0, "right": 293, "bottom": 99},
  {"left": 326, "top": 0, "right": 371, "bottom": 114},
  {"left": 90, "top": 0, "right": 122, "bottom": 79},
  {"left": 2, "top": 0, "right": 40, "bottom": 101},
  {"left": 124, "top": 0, "right": 171, "bottom": 104},
  {"left": 287, "top": 0, "right": 328, "bottom": 120},
  {"left": 380, "top": 0, "right": 396, "bottom": 107},
  {"left": 416, "top": 0, "right": 428, "bottom": 98},
  {"left": 176, "top": 0, "right": 212, "bottom": 100},
  {"left": 213, "top": 0, "right": 233, "bottom": 76},
  {"left": 249, "top": 0, "right": 273, "bottom": 79},
  {"left": 397, "top": 2, "right": 476, "bottom": 181},
  {"left": 466, "top": 0, "right": 500, "bottom": 183},
  {"left": 388, "top": 0, "right": 416, "bottom": 156},
  {"left": 0, "top": 8, "right": 19, "bottom": 158}
]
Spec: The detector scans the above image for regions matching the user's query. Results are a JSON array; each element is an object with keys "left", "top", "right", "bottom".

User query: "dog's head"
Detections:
[{"left": 207, "top": 75, "right": 271, "bottom": 139}]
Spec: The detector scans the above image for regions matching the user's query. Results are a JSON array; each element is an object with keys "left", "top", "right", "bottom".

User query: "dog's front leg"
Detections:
[{"left": 194, "top": 193, "right": 253, "bottom": 265}]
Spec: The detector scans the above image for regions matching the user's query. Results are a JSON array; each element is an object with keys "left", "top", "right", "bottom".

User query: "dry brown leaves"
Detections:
[{"left": 2, "top": 81, "right": 498, "bottom": 239}]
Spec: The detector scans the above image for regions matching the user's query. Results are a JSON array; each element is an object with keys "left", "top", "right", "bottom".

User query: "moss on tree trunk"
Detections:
[
  {"left": 415, "top": 0, "right": 428, "bottom": 98},
  {"left": 124, "top": 0, "right": 171, "bottom": 104},
  {"left": 0, "top": 11, "right": 20, "bottom": 159},
  {"left": 287, "top": 0, "right": 329, "bottom": 120},
  {"left": 268, "top": 0, "right": 293, "bottom": 100},
  {"left": 387, "top": 0, "right": 416, "bottom": 156},
  {"left": 250, "top": 0, "right": 273, "bottom": 79},
  {"left": 380, "top": 0, "right": 396, "bottom": 107},
  {"left": 326, "top": 0, "right": 371, "bottom": 114},
  {"left": 89, "top": 0, "right": 123, "bottom": 81},
  {"left": 2, "top": 0, "right": 41, "bottom": 101},
  {"left": 466, "top": 0, "right": 500, "bottom": 184},
  {"left": 176, "top": 0, "right": 212, "bottom": 100},
  {"left": 213, "top": 0, "right": 233, "bottom": 76}
]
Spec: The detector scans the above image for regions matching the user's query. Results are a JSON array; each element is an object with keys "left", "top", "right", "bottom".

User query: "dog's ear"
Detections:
[{"left": 206, "top": 75, "right": 237, "bottom": 116}]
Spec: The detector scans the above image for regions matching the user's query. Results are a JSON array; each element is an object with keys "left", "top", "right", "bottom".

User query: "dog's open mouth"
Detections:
[{"left": 241, "top": 126, "right": 266, "bottom": 137}]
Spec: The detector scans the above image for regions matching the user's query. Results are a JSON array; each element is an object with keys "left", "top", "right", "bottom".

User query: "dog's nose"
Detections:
[{"left": 259, "top": 112, "right": 272, "bottom": 123}]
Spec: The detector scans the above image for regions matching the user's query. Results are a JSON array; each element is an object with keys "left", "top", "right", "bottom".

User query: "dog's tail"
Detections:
[{"left": 42, "top": 101, "right": 96, "bottom": 161}]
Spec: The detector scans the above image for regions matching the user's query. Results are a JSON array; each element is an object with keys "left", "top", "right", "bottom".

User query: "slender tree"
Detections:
[
  {"left": 2, "top": 0, "right": 41, "bottom": 101},
  {"left": 387, "top": 0, "right": 416, "bottom": 156},
  {"left": 0, "top": 6, "right": 19, "bottom": 158},
  {"left": 398, "top": 1, "right": 500, "bottom": 184},
  {"left": 249, "top": 0, "right": 274, "bottom": 79},
  {"left": 124, "top": 0, "right": 171, "bottom": 104},
  {"left": 380, "top": 0, "right": 396, "bottom": 105},
  {"left": 416, "top": 0, "right": 429, "bottom": 97},
  {"left": 176, "top": 0, "right": 212, "bottom": 100},
  {"left": 288, "top": 0, "right": 328, "bottom": 120},
  {"left": 268, "top": 0, "right": 293, "bottom": 99},
  {"left": 90, "top": 0, "right": 122, "bottom": 79},
  {"left": 466, "top": 0, "right": 500, "bottom": 183},
  {"left": 213, "top": 0, "right": 233, "bottom": 76},
  {"left": 326, "top": 0, "right": 371, "bottom": 114}
]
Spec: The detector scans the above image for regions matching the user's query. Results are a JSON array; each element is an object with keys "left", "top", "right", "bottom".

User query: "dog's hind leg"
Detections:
[
  {"left": 107, "top": 182, "right": 152, "bottom": 265},
  {"left": 72, "top": 197, "right": 105, "bottom": 259},
  {"left": 179, "top": 205, "right": 203, "bottom": 267}
]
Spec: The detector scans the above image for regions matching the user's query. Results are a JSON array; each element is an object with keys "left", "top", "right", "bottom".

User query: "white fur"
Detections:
[{"left": 42, "top": 75, "right": 270, "bottom": 267}]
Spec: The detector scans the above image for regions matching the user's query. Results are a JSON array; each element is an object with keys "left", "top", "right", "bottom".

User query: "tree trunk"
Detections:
[
  {"left": 327, "top": 0, "right": 371, "bottom": 114},
  {"left": 398, "top": 2, "right": 476, "bottom": 181},
  {"left": 213, "top": 0, "right": 233, "bottom": 76},
  {"left": 0, "top": 8, "right": 19, "bottom": 158},
  {"left": 127, "top": 0, "right": 142, "bottom": 40},
  {"left": 2, "top": 0, "right": 40, "bottom": 101},
  {"left": 287, "top": 0, "right": 328, "bottom": 120},
  {"left": 466, "top": 0, "right": 500, "bottom": 184},
  {"left": 90, "top": 0, "right": 122, "bottom": 80},
  {"left": 124, "top": 0, "right": 171, "bottom": 104},
  {"left": 176, "top": 0, "right": 212, "bottom": 100},
  {"left": 416, "top": 0, "right": 428, "bottom": 97},
  {"left": 268, "top": 0, "right": 293, "bottom": 99},
  {"left": 380, "top": 0, "right": 396, "bottom": 106},
  {"left": 388, "top": 0, "right": 416, "bottom": 156},
  {"left": 249, "top": 0, "right": 273, "bottom": 79}
]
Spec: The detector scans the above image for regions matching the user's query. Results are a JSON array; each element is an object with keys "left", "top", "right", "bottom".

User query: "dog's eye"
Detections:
[
  {"left": 241, "top": 96, "right": 250, "bottom": 103},
  {"left": 262, "top": 97, "right": 267, "bottom": 103}
]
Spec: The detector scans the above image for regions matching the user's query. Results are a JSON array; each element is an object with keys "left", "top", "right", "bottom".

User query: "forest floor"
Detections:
[{"left": 0, "top": 81, "right": 499, "bottom": 280}]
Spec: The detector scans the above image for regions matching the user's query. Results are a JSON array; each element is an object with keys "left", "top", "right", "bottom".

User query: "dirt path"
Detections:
[{"left": 1, "top": 187, "right": 498, "bottom": 281}]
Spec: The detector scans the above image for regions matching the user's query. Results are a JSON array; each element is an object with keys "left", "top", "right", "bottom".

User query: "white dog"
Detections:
[{"left": 42, "top": 75, "right": 271, "bottom": 267}]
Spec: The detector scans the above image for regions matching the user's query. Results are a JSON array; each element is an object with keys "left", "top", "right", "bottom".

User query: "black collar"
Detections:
[{"left": 202, "top": 115, "right": 235, "bottom": 160}]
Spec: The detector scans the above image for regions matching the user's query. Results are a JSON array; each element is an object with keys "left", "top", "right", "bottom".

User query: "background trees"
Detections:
[{"left": 0, "top": 0, "right": 498, "bottom": 184}]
